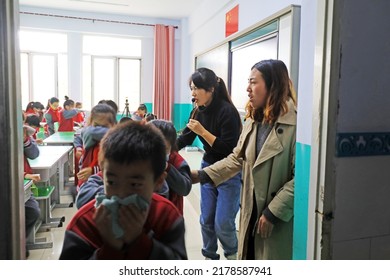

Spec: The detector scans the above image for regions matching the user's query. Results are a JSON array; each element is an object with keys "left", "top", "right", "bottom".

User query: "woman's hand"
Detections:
[
  {"left": 190, "top": 170, "right": 200, "bottom": 184},
  {"left": 257, "top": 214, "right": 274, "bottom": 239},
  {"left": 186, "top": 119, "right": 205, "bottom": 136}
]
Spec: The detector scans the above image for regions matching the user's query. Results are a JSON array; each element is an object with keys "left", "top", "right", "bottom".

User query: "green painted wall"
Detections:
[
  {"left": 172, "top": 103, "right": 192, "bottom": 131},
  {"left": 144, "top": 102, "right": 152, "bottom": 115},
  {"left": 173, "top": 103, "right": 202, "bottom": 149},
  {"left": 118, "top": 102, "right": 202, "bottom": 149},
  {"left": 293, "top": 142, "right": 311, "bottom": 259}
]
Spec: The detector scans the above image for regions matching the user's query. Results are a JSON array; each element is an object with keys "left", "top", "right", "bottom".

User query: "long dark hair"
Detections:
[
  {"left": 46, "top": 97, "right": 59, "bottom": 110},
  {"left": 245, "top": 59, "right": 296, "bottom": 124},
  {"left": 189, "top": 68, "right": 240, "bottom": 123},
  {"left": 25, "top": 101, "right": 44, "bottom": 112},
  {"left": 87, "top": 103, "right": 116, "bottom": 127},
  {"left": 189, "top": 68, "right": 233, "bottom": 105}
]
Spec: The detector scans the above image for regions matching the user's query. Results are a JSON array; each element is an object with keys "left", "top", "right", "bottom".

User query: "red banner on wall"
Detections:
[{"left": 225, "top": 5, "right": 239, "bottom": 37}]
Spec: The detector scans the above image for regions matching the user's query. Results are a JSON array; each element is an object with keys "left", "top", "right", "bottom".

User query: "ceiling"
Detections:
[{"left": 19, "top": 0, "right": 201, "bottom": 20}]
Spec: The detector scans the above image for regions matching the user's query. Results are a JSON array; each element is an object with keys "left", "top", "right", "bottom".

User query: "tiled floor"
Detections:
[{"left": 28, "top": 150, "right": 228, "bottom": 260}]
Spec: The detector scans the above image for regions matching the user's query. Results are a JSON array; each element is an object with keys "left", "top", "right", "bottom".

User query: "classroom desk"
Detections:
[
  {"left": 28, "top": 145, "right": 73, "bottom": 209},
  {"left": 35, "top": 186, "right": 64, "bottom": 228},
  {"left": 43, "top": 131, "right": 75, "bottom": 145},
  {"left": 27, "top": 188, "right": 56, "bottom": 250},
  {"left": 43, "top": 131, "right": 76, "bottom": 195},
  {"left": 24, "top": 179, "right": 55, "bottom": 250}
]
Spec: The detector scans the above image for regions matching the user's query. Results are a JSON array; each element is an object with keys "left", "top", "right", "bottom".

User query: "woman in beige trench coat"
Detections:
[{"left": 193, "top": 59, "right": 296, "bottom": 259}]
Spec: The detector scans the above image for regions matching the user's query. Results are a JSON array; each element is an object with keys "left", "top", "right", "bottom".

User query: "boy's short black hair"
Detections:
[
  {"left": 119, "top": 116, "right": 133, "bottom": 124},
  {"left": 99, "top": 121, "right": 166, "bottom": 180},
  {"left": 148, "top": 119, "right": 178, "bottom": 152},
  {"left": 25, "top": 114, "right": 41, "bottom": 128}
]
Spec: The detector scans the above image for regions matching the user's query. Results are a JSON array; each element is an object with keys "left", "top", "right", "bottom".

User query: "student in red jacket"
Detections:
[
  {"left": 76, "top": 103, "right": 116, "bottom": 188},
  {"left": 25, "top": 114, "right": 47, "bottom": 144},
  {"left": 25, "top": 101, "right": 45, "bottom": 121},
  {"left": 58, "top": 98, "right": 80, "bottom": 132},
  {"left": 44, "top": 97, "right": 61, "bottom": 135},
  {"left": 60, "top": 121, "right": 187, "bottom": 259},
  {"left": 73, "top": 101, "right": 85, "bottom": 127},
  {"left": 148, "top": 119, "right": 192, "bottom": 215}
]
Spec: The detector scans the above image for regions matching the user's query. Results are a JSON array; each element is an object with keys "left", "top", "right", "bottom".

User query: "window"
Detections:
[
  {"left": 19, "top": 30, "right": 67, "bottom": 53},
  {"left": 19, "top": 30, "right": 68, "bottom": 110},
  {"left": 82, "top": 35, "right": 142, "bottom": 112},
  {"left": 118, "top": 58, "right": 141, "bottom": 114},
  {"left": 31, "top": 54, "right": 57, "bottom": 108}
]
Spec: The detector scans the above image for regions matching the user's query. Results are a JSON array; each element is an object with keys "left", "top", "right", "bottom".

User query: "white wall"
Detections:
[
  {"left": 325, "top": 0, "right": 390, "bottom": 260},
  {"left": 296, "top": 0, "right": 317, "bottom": 145}
]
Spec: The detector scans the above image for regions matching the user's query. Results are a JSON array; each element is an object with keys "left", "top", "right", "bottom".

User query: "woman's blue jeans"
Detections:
[{"left": 200, "top": 160, "right": 241, "bottom": 260}]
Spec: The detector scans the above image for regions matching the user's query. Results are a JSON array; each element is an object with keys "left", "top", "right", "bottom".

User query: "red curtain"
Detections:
[{"left": 153, "top": 24, "right": 175, "bottom": 120}]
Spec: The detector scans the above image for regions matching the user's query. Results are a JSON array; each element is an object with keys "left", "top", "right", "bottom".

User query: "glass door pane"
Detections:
[
  {"left": 58, "top": 54, "right": 68, "bottom": 101},
  {"left": 31, "top": 54, "right": 56, "bottom": 107},
  {"left": 92, "top": 57, "right": 115, "bottom": 107},
  {"left": 82, "top": 55, "right": 92, "bottom": 110},
  {"left": 118, "top": 58, "right": 140, "bottom": 114}
]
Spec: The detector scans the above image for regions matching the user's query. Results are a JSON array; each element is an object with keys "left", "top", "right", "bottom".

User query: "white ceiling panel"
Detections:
[{"left": 19, "top": 0, "right": 202, "bottom": 19}]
